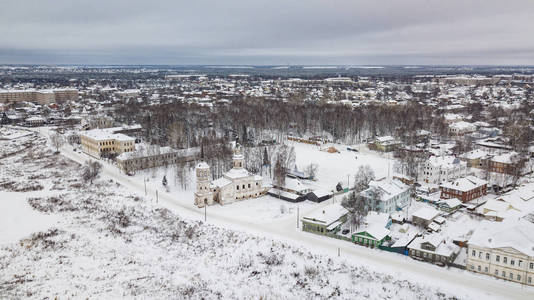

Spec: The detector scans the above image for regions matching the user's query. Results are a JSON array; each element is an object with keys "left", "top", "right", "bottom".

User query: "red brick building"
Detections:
[{"left": 440, "top": 176, "right": 488, "bottom": 203}]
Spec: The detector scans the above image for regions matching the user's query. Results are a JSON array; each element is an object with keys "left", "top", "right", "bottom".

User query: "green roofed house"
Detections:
[
  {"left": 301, "top": 203, "right": 348, "bottom": 236},
  {"left": 352, "top": 226, "right": 391, "bottom": 247}
]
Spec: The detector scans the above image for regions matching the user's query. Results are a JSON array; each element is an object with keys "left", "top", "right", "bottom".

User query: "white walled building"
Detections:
[
  {"left": 419, "top": 156, "right": 468, "bottom": 185},
  {"left": 449, "top": 121, "right": 476, "bottom": 136},
  {"left": 467, "top": 220, "right": 534, "bottom": 286},
  {"left": 360, "top": 179, "right": 411, "bottom": 214},
  {"left": 194, "top": 147, "right": 268, "bottom": 207}
]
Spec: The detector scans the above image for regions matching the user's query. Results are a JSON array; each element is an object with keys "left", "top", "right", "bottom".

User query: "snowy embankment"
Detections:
[{"left": 0, "top": 130, "right": 520, "bottom": 299}]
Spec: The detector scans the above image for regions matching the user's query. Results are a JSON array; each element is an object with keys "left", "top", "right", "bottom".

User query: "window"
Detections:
[
  {"left": 478, "top": 252, "right": 482, "bottom": 259},
  {"left": 529, "top": 277, "right": 532, "bottom": 284},
  {"left": 510, "top": 273, "right": 513, "bottom": 280},
  {"left": 486, "top": 253, "right": 490, "bottom": 260},
  {"left": 485, "top": 267, "right": 488, "bottom": 273},
  {"left": 248, "top": 183, "right": 251, "bottom": 188},
  {"left": 530, "top": 263, "right": 534, "bottom": 270},
  {"left": 236, "top": 185, "right": 239, "bottom": 190},
  {"left": 502, "top": 271, "right": 506, "bottom": 277},
  {"left": 503, "top": 257, "right": 507, "bottom": 264},
  {"left": 494, "top": 269, "right": 498, "bottom": 276},
  {"left": 496, "top": 255, "right": 500, "bottom": 262},
  {"left": 470, "top": 265, "right": 474, "bottom": 270},
  {"left": 472, "top": 250, "right": 476, "bottom": 257},
  {"left": 477, "top": 265, "right": 481, "bottom": 272},
  {"left": 517, "top": 275, "right": 521, "bottom": 281},
  {"left": 519, "top": 260, "right": 523, "bottom": 267},
  {"left": 511, "top": 260, "right": 515, "bottom": 266}
]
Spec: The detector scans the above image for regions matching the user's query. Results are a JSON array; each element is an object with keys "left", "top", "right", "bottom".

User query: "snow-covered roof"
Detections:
[
  {"left": 212, "top": 177, "right": 232, "bottom": 188},
  {"left": 440, "top": 176, "right": 487, "bottom": 192},
  {"left": 196, "top": 162, "right": 209, "bottom": 169},
  {"left": 80, "top": 128, "right": 134, "bottom": 142},
  {"left": 449, "top": 121, "right": 475, "bottom": 130},
  {"left": 302, "top": 203, "right": 348, "bottom": 226},
  {"left": 439, "top": 198, "right": 462, "bottom": 208},
  {"left": 364, "top": 179, "right": 409, "bottom": 202},
  {"left": 355, "top": 225, "right": 390, "bottom": 241},
  {"left": 460, "top": 149, "right": 488, "bottom": 160},
  {"left": 409, "top": 234, "right": 459, "bottom": 257},
  {"left": 364, "top": 211, "right": 390, "bottom": 228},
  {"left": 224, "top": 167, "right": 252, "bottom": 179},
  {"left": 282, "top": 177, "right": 310, "bottom": 193},
  {"left": 412, "top": 207, "right": 440, "bottom": 221},
  {"left": 491, "top": 152, "right": 518, "bottom": 164},
  {"left": 468, "top": 219, "right": 534, "bottom": 257},
  {"left": 425, "top": 155, "right": 464, "bottom": 168}
]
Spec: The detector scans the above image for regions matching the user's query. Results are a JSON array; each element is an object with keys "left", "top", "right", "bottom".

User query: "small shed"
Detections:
[
  {"left": 412, "top": 207, "right": 440, "bottom": 227},
  {"left": 305, "top": 189, "right": 332, "bottom": 203}
]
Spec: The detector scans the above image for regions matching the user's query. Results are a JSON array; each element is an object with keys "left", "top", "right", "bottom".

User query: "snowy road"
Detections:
[{"left": 35, "top": 127, "right": 534, "bottom": 299}]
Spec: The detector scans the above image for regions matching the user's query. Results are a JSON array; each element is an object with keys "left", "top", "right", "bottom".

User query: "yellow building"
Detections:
[
  {"left": 79, "top": 129, "right": 135, "bottom": 158},
  {"left": 467, "top": 220, "right": 534, "bottom": 286},
  {"left": 0, "top": 89, "right": 78, "bottom": 104}
]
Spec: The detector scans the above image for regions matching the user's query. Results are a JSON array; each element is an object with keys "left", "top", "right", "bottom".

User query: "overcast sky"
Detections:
[{"left": 1, "top": 0, "right": 533, "bottom": 65}]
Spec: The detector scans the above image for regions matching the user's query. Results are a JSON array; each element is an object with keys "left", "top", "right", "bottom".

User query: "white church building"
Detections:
[{"left": 194, "top": 147, "right": 268, "bottom": 207}]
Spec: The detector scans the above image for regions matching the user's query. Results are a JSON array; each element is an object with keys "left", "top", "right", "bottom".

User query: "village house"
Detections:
[
  {"left": 194, "top": 147, "right": 268, "bottom": 207},
  {"left": 440, "top": 176, "right": 487, "bottom": 203},
  {"left": 411, "top": 207, "right": 440, "bottom": 227},
  {"left": 352, "top": 211, "right": 391, "bottom": 247},
  {"left": 408, "top": 234, "right": 460, "bottom": 266},
  {"left": 419, "top": 156, "right": 468, "bottom": 185},
  {"left": 360, "top": 179, "right": 411, "bottom": 214},
  {"left": 467, "top": 220, "right": 534, "bottom": 286},
  {"left": 448, "top": 121, "right": 476, "bottom": 136},
  {"left": 373, "top": 136, "right": 400, "bottom": 152},
  {"left": 486, "top": 152, "right": 523, "bottom": 175},
  {"left": 24, "top": 116, "right": 45, "bottom": 127},
  {"left": 301, "top": 203, "right": 348, "bottom": 236},
  {"left": 480, "top": 182, "right": 534, "bottom": 221},
  {"left": 459, "top": 149, "right": 489, "bottom": 168}
]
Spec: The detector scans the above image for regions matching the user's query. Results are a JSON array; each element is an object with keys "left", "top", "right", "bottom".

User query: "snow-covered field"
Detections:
[
  {"left": 0, "top": 127, "right": 32, "bottom": 141},
  {"left": 0, "top": 131, "right": 469, "bottom": 299},
  {"left": 290, "top": 141, "right": 391, "bottom": 190},
  {"left": 2, "top": 127, "right": 533, "bottom": 299}
]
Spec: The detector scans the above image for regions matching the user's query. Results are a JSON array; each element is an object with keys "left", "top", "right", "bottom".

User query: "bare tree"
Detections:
[
  {"left": 343, "top": 192, "right": 368, "bottom": 232},
  {"left": 273, "top": 144, "right": 296, "bottom": 187},
  {"left": 82, "top": 160, "right": 103, "bottom": 184},
  {"left": 305, "top": 163, "right": 319, "bottom": 179},
  {"left": 353, "top": 165, "right": 375, "bottom": 192},
  {"left": 50, "top": 133, "right": 65, "bottom": 153}
]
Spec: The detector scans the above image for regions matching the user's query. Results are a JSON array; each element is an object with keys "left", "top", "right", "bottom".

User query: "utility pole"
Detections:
[
  {"left": 332, "top": 190, "right": 335, "bottom": 204},
  {"left": 297, "top": 205, "right": 299, "bottom": 228},
  {"left": 144, "top": 178, "right": 147, "bottom": 196},
  {"left": 338, "top": 247, "right": 340, "bottom": 257},
  {"left": 204, "top": 204, "right": 207, "bottom": 222},
  {"left": 156, "top": 190, "right": 158, "bottom": 203}
]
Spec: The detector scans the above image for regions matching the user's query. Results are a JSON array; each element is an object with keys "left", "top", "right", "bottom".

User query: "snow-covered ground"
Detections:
[
  {"left": 290, "top": 141, "right": 391, "bottom": 190},
  {"left": 0, "top": 191, "right": 60, "bottom": 246},
  {"left": 0, "top": 129, "right": 471, "bottom": 299},
  {"left": 0, "top": 126, "right": 32, "bottom": 141},
  {"left": 2, "top": 126, "right": 533, "bottom": 299}
]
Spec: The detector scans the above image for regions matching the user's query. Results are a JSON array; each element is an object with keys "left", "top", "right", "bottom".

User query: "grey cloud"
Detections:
[{"left": 0, "top": 0, "right": 533, "bottom": 64}]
